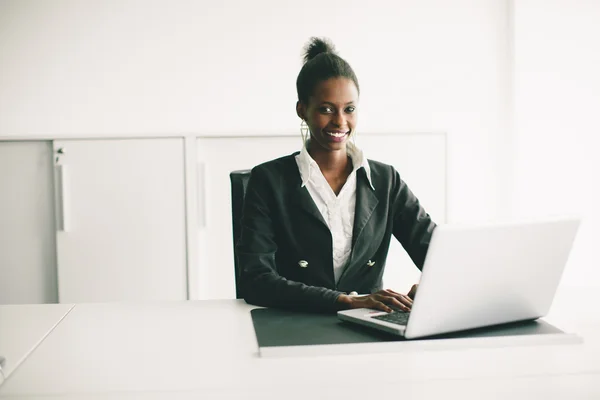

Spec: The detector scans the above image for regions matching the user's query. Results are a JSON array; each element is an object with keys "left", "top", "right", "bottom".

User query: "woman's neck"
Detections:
[{"left": 308, "top": 146, "right": 352, "bottom": 177}]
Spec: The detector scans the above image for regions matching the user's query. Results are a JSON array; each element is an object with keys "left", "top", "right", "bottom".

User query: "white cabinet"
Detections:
[
  {"left": 53, "top": 139, "right": 187, "bottom": 303},
  {"left": 0, "top": 142, "right": 57, "bottom": 304},
  {"left": 195, "top": 134, "right": 446, "bottom": 299}
]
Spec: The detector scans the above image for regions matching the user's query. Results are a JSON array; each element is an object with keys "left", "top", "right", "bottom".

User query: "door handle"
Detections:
[{"left": 56, "top": 164, "right": 70, "bottom": 232}]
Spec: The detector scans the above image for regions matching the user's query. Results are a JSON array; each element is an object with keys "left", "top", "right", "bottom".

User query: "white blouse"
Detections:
[{"left": 295, "top": 141, "right": 375, "bottom": 284}]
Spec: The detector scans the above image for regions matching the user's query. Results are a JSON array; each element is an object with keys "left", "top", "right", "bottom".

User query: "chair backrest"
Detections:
[{"left": 229, "top": 169, "right": 252, "bottom": 299}]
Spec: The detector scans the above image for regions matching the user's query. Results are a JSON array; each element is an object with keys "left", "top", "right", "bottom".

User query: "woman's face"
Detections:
[{"left": 297, "top": 77, "right": 359, "bottom": 153}]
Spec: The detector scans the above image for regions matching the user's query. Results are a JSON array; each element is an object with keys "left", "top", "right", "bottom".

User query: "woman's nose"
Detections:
[{"left": 332, "top": 112, "right": 345, "bottom": 127}]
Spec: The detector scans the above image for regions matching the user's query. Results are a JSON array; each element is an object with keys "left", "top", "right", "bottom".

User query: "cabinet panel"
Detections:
[
  {"left": 0, "top": 141, "right": 57, "bottom": 304},
  {"left": 54, "top": 139, "right": 187, "bottom": 303},
  {"left": 196, "top": 134, "right": 446, "bottom": 299},
  {"left": 196, "top": 137, "right": 300, "bottom": 299},
  {"left": 358, "top": 133, "right": 447, "bottom": 293}
]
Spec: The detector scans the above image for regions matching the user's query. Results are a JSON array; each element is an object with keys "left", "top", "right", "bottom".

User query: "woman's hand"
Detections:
[{"left": 337, "top": 289, "right": 413, "bottom": 313}]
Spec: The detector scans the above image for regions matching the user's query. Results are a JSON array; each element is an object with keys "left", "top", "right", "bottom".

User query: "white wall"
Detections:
[
  {"left": 512, "top": 0, "right": 600, "bottom": 287},
  {"left": 5, "top": 1, "right": 594, "bottom": 291},
  {"left": 0, "top": 0, "right": 511, "bottom": 225}
]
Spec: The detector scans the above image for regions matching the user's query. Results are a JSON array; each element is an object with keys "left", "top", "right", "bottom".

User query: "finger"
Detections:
[
  {"left": 384, "top": 288, "right": 403, "bottom": 296},
  {"left": 399, "top": 295, "right": 413, "bottom": 310},
  {"left": 385, "top": 288, "right": 413, "bottom": 302},
  {"left": 383, "top": 289, "right": 413, "bottom": 306},
  {"left": 371, "top": 300, "right": 392, "bottom": 313},
  {"left": 379, "top": 295, "right": 411, "bottom": 312},
  {"left": 366, "top": 297, "right": 394, "bottom": 312}
]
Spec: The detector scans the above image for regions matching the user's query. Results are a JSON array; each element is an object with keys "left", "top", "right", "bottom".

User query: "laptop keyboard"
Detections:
[{"left": 372, "top": 311, "right": 410, "bottom": 326}]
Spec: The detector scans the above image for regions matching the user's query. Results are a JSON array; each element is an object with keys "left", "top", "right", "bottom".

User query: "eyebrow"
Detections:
[{"left": 320, "top": 101, "right": 356, "bottom": 106}]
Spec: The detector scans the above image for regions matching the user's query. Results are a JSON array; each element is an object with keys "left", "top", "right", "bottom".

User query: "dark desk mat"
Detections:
[{"left": 250, "top": 308, "right": 566, "bottom": 349}]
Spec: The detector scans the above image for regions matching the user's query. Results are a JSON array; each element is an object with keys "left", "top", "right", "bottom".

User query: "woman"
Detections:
[{"left": 237, "top": 37, "right": 436, "bottom": 313}]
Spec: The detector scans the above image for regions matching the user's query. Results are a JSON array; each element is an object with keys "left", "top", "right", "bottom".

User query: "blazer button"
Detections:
[
  {"left": 367, "top": 260, "right": 375, "bottom": 267},
  {"left": 298, "top": 260, "right": 308, "bottom": 268},
  {"left": 349, "top": 291, "right": 358, "bottom": 296}
]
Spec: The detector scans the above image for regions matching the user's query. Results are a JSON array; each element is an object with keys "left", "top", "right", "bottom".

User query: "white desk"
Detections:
[
  {"left": 0, "top": 288, "right": 598, "bottom": 399},
  {"left": 0, "top": 304, "right": 74, "bottom": 383}
]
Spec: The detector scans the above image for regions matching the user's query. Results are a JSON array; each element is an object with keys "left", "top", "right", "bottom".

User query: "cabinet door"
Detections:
[
  {"left": 196, "top": 136, "right": 300, "bottom": 299},
  {"left": 53, "top": 139, "right": 187, "bottom": 303},
  {"left": 0, "top": 141, "right": 57, "bottom": 304}
]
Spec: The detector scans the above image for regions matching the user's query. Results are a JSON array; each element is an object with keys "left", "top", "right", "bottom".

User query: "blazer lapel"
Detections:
[
  {"left": 292, "top": 185, "right": 328, "bottom": 229},
  {"left": 337, "top": 168, "right": 379, "bottom": 286},
  {"left": 352, "top": 168, "right": 379, "bottom": 247},
  {"left": 283, "top": 154, "right": 329, "bottom": 229}
]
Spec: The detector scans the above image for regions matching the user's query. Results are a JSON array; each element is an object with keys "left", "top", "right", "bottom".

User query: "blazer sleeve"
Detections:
[
  {"left": 237, "top": 165, "right": 345, "bottom": 313},
  {"left": 390, "top": 167, "right": 437, "bottom": 270}
]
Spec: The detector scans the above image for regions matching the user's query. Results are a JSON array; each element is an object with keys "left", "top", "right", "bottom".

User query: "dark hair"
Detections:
[{"left": 296, "top": 37, "right": 360, "bottom": 105}]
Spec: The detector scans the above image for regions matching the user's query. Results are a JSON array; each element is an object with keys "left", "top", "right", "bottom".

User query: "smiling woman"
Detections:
[{"left": 237, "top": 37, "right": 437, "bottom": 314}]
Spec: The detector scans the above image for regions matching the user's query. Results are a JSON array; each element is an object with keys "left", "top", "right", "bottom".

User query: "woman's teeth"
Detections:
[{"left": 325, "top": 131, "right": 348, "bottom": 138}]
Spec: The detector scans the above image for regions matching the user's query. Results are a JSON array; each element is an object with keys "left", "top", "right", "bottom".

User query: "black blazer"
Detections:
[{"left": 237, "top": 152, "right": 436, "bottom": 313}]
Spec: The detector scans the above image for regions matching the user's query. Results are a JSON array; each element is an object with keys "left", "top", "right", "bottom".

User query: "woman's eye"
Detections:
[
  {"left": 319, "top": 107, "right": 333, "bottom": 114},
  {"left": 346, "top": 106, "right": 356, "bottom": 113}
]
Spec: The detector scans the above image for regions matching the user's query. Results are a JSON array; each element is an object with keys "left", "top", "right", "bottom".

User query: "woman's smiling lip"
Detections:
[
  {"left": 324, "top": 130, "right": 350, "bottom": 137},
  {"left": 324, "top": 130, "right": 350, "bottom": 142}
]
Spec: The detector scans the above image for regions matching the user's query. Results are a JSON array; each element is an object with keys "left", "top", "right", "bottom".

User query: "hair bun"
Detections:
[{"left": 303, "top": 37, "right": 337, "bottom": 63}]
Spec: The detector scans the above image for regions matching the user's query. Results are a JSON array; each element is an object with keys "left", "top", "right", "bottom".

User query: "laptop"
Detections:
[{"left": 338, "top": 217, "right": 580, "bottom": 339}]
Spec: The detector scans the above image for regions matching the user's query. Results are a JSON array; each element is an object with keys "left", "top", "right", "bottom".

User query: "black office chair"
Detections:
[{"left": 230, "top": 169, "right": 252, "bottom": 299}]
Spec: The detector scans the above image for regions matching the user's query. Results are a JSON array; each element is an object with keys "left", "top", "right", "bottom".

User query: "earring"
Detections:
[{"left": 300, "top": 120, "right": 309, "bottom": 146}]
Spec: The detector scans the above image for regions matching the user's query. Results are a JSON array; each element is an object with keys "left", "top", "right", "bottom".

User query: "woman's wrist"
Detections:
[{"left": 336, "top": 294, "right": 354, "bottom": 309}]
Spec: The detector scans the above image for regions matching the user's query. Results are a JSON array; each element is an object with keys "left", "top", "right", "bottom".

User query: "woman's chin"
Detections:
[{"left": 310, "top": 134, "right": 349, "bottom": 152}]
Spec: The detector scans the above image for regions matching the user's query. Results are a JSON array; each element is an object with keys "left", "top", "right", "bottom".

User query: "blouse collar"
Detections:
[{"left": 295, "top": 139, "right": 375, "bottom": 190}]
